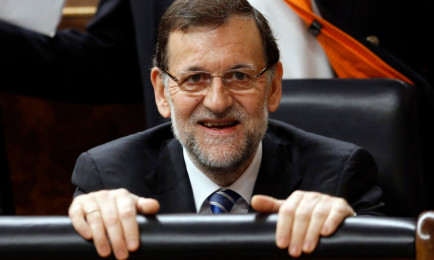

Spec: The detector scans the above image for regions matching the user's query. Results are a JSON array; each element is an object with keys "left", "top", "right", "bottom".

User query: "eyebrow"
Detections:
[
  {"left": 180, "top": 64, "right": 257, "bottom": 73},
  {"left": 181, "top": 66, "right": 206, "bottom": 72},
  {"left": 230, "top": 64, "right": 257, "bottom": 70}
]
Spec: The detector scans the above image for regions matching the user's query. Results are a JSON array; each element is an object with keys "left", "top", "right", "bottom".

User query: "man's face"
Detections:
[{"left": 152, "top": 16, "right": 282, "bottom": 176}]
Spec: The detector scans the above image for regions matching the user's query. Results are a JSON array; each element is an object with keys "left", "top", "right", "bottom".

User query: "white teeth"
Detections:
[{"left": 203, "top": 122, "right": 234, "bottom": 127}]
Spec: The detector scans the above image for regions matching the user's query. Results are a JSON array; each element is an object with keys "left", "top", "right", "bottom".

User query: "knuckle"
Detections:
[
  {"left": 312, "top": 208, "right": 328, "bottom": 219},
  {"left": 335, "top": 198, "right": 347, "bottom": 205},
  {"left": 279, "top": 204, "right": 295, "bottom": 217},
  {"left": 291, "top": 190, "right": 303, "bottom": 197},
  {"left": 308, "top": 191, "right": 320, "bottom": 197},
  {"left": 68, "top": 204, "right": 80, "bottom": 216},
  {"left": 73, "top": 194, "right": 87, "bottom": 203},
  {"left": 86, "top": 212, "right": 103, "bottom": 223},
  {"left": 69, "top": 209, "right": 82, "bottom": 220},
  {"left": 295, "top": 208, "right": 310, "bottom": 219},
  {"left": 119, "top": 207, "right": 136, "bottom": 219},
  {"left": 104, "top": 214, "right": 119, "bottom": 227},
  {"left": 92, "top": 190, "right": 109, "bottom": 200},
  {"left": 321, "top": 193, "right": 332, "bottom": 200},
  {"left": 115, "top": 188, "right": 129, "bottom": 196},
  {"left": 333, "top": 203, "right": 350, "bottom": 215},
  {"left": 307, "top": 192, "right": 323, "bottom": 202}
]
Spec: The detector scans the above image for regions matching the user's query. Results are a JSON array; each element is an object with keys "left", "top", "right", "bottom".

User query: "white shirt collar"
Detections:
[{"left": 184, "top": 142, "right": 263, "bottom": 213}]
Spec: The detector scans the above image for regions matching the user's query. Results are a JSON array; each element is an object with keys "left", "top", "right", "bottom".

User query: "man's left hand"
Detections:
[{"left": 251, "top": 191, "right": 356, "bottom": 258}]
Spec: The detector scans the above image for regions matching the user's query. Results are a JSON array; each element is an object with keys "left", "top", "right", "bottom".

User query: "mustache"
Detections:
[{"left": 189, "top": 105, "right": 247, "bottom": 122}]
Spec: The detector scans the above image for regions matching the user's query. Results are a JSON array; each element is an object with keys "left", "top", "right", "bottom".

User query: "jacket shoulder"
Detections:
[
  {"left": 87, "top": 122, "right": 174, "bottom": 160},
  {"left": 72, "top": 123, "right": 180, "bottom": 194}
]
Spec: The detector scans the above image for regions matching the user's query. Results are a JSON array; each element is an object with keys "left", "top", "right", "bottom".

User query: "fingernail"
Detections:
[
  {"left": 99, "top": 245, "right": 110, "bottom": 256},
  {"left": 290, "top": 245, "right": 300, "bottom": 256},
  {"left": 128, "top": 240, "right": 138, "bottom": 250},
  {"left": 116, "top": 249, "right": 127, "bottom": 259},
  {"left": 303, "top": 241, "right": 311, "bottom": 251},
  {"left": 277, "top": 237, "right": 288, "bottom": 248},
  {"left": 83, "top": 231, "right": 91, "bottom": 239}
]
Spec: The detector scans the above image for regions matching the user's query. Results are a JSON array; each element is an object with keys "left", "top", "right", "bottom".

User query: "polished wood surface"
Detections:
[
  {"left": 58, "top": 0, "right": 98, "bottom": 31},
  {"left": 417, "top": 211, "right": 434, "bottom": 260}
]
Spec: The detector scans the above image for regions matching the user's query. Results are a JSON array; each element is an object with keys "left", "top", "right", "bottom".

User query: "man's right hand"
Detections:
[{"left": 68, "top": 189, "right": 160, "bottom": 260}]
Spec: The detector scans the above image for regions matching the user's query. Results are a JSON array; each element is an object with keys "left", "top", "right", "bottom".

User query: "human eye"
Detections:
[
  {"left": 183, "top": 73, "right": 209, "bottom": 84},
  {"left": 225, "top": 71, "right": 252, "bottom": 82},
  {"left": 179, "top": 72, "right": 209, "bottom": 92}
]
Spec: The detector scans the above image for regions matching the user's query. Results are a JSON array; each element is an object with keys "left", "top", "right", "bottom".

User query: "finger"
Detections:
[
  {"left": 136, "top": 197, "right": 160, "bottom": 215},
  {"left": 289, "top": 192, "right": 323, "bottom": 257},
  {"left": 68, "top": 197, "right": 92, "bottom": 240},
  {"left": 116, "top": 192, "right": 140, "bottom": 252},
  {"left": 95, "top": 190, "right": 129, "bottom": 260},
  {"left": 251, "top": 195, "right": 283, "bottom": 212},
  {"left": 275, "top": 191, "right": 303, "bottom": 250},
  {"left": 83, "top": 194, "right": 112, "bottom": 258},
  {"left": 301, "top": 198, "right": 332, "bottom": 254},
  {"left": 321, "top": 199, "right": 355, "bottom": 236}
]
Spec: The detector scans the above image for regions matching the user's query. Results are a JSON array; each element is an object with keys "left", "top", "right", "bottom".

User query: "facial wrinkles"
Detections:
[
  {"left": 164, "top": 16, "right": 272, "bottom": 183},
  {"left": 172, "top": 20, "right": 261, "bottom": 74},
  {"left": 168, "top": 85, "right": 269, "bottom": 180}
]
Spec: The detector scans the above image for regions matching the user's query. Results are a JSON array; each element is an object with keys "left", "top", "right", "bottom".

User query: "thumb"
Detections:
[
  {"left": 136, "top": 197, "right": 160, "bottom": 215},
  {"left": 251, "top": 194, "right": 284, "bottom": 213}
]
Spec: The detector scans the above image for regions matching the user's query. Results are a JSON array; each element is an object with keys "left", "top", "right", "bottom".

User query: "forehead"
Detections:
[{"left": 166, "top": 16, "right": 265, "bottom": 71}]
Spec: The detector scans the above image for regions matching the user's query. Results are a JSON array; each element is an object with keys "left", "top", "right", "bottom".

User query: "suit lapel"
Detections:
[
  {"left": 143, "top": 122, "right": 303, "bottom": 213},
  {"left": 249, "top": 131, "right": 302, "bottom": 212},
  {"left": 144, "top": 139, "right": 196, "bottom": 213}
]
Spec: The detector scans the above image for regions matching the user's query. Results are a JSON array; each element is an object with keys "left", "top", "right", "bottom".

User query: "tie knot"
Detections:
[{"left": 208, "top": 189, "right": 241, "bottom": 214}]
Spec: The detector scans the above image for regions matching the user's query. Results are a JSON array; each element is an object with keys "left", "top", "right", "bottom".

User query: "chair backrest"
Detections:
[{"left": 270, "top": 79, "right": 426, "bottom": 217}]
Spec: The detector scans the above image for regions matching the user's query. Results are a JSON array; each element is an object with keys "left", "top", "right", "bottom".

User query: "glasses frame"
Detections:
[{"left": 164, "top": 64, "right": 270, "bottom": 93}]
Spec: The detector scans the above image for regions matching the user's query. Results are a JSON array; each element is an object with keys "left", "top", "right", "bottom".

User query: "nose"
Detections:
[{"left": 203, "top": 77, "right": 233, "bottom": 114}]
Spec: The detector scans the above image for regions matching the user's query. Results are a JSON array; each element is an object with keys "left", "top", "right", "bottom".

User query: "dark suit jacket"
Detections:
[{"left": 72, "top": 120, "right": 384, "bottom": 214}]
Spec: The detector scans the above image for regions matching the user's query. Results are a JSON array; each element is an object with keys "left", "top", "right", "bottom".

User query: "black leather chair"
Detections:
[{"left": 271, "top": 79, "right": 426, "bottom": 217}]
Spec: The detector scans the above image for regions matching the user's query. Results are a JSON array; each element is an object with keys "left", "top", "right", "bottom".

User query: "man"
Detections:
[{"left": 68, "top": 0, "right": 383, "bottom": 259}]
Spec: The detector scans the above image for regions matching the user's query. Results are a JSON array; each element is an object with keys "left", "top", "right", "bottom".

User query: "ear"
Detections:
[
  {"left": 150, "top": 67, "right": 171, "bottom": 118},
  {"left": 267, "top": 61, "right": 283, "bottom": 112}
]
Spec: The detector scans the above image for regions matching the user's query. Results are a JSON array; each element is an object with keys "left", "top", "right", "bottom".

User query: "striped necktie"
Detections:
[{"left": 208, "top": 189, "right": 241, "bottom": 214}]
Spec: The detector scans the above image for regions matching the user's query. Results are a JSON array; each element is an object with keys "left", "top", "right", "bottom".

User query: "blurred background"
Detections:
[
  {"left": 0, "top": 0, "right": 146, "bottom": 215},
  {"left": 1, "top": 0, "right": 432, "bottom": 216}
]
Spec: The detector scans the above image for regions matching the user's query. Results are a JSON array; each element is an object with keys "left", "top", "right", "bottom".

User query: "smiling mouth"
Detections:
[{"left": 199, "top": 121, "right": 239, "bottom": 130}]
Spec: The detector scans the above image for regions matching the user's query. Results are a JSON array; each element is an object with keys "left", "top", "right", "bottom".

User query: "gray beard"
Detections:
[{"left": 170, "top": 103, "right": 268, "bottom": 174}]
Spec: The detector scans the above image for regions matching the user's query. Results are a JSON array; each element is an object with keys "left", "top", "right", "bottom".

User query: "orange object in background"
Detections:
[{"left": 284, "top": 0, "right": 413, "bottom": 85}]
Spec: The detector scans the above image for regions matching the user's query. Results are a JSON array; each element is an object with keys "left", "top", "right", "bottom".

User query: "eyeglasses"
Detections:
[{"left": 164, "top": 65, "right": 269, "bottom": 94}]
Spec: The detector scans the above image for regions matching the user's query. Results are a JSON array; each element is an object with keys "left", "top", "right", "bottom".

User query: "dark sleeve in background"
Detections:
[
  {"left": 0, "top": 0, "right": 142, "bottom": 104},
  {"left": 0, "top": 0, "right": 154, "bottom": 215},
  {"left": 129, "top": 0, "right": 175, "bottom": 128},
  {"left": 317, "top": 0, "right": 433, "bottom": 85}
]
